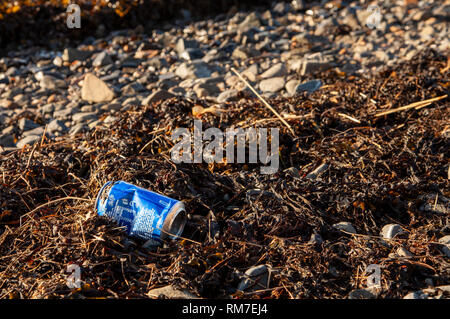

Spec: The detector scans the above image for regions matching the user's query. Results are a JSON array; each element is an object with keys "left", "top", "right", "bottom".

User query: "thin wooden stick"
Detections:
[
  {"left": 375, "top": 95, "right": 447, "bottom": 117},
  {"left": 338, "top": 112, "right": 361, "bottom": 123},
  {"left": 25, "top": 141, "right": 38, "bottom": 169},
  {"left": 40, "top": 124, "right": 48, "bottom": 147},
  {"left": 236, "top": 113, "right": 313, "bottom": 128},
  {"left": 231, "top": 67, "right": 296, "bottom": 136}
]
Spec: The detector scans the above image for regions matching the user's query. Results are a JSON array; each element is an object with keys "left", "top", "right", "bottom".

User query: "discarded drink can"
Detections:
[{"left": 95, "top": 181, "right": 187, "bottom": 243}]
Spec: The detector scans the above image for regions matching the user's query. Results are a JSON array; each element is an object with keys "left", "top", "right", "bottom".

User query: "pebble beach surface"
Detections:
[{"left": 1, "top": 0, "right": 448, "bottom": 150}]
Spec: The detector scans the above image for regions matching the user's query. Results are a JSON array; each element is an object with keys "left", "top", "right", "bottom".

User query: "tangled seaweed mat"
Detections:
[{"left": 0, "top": 50, "right": 449, "bottom": 299}]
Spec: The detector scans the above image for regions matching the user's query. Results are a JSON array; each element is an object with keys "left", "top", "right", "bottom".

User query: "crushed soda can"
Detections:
[{"left": 95, "top": 181, "right": 187, "bottom": 243}]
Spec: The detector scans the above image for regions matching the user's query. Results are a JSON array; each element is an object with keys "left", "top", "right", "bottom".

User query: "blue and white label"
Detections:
[{"left": 96, "top": 181, "right": 181, "bottom": 241}]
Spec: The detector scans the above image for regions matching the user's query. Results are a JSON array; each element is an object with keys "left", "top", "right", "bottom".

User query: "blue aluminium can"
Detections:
[{"left": 95, "top": 181, "right": 187, "bottom": 242}]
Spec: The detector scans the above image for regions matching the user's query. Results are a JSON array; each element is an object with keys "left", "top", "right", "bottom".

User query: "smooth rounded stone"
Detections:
[
  {"left": 81, "top": 73, "right": 115, "bottom": 103},
  {"left": 1, "top": 125, "right": 15, "bottom": 135},
  {"left": 62, "top": 48, "right": 94, "bottom": 63},
  {"left": 438, "top": 235, "right": 450, "bottom": 258},
  {"left": 99, "top": 70, "right": 121, "bottom": 82},
  {"left": 225, "top": 75, "right": 241, "bottom": 88},
  {"left": 158, "top": 72, "right": 176, "bottom": 82},
  {"left": 137, "top": 74, "right": 157, "bottom": 85},
  {"left": 53, "top": 106, "right": 78, "bottom": 119},
  {"left": 179, "top": 78, "right": 199, "bottom": 89},
  {"left": 92, "top": 51, "right": 113, "bottom": 67},
  {"left": 53, "top": 56, "right": 63, "bottom": 67},
  {"left": 332, "top": 222, "right": 357, "bottom": 234},
  {"left": 0, "top": 99, "right": 16, "bottom": 109},
  {"left": 217, "top": 89, "right": 239, "bottom": 103},
  {"left": 37, "top": 60, "right": 53, "bottom": 70},
  {"left": 260, "top": 63, "right": 287, "bottom": 79},
  {"left": 262, "top": 92, "right": 277, "bottom": 100},
  {"left": 117, "top": 76, "right": 130, "bottom": 85},
  {"left": 69, "top": 123, "right": 88, "bottom": 135},
  {"left": 285, "top": 79, "right": 300, "bottom": 96},
  {"left": 0, "top": 74, "right": 10, "bottom": 84},
  {"left": 142, "top": 89, "right": 175, "bottom": 105},
  {"left": 100, "top": 103, "right": 122, "bottom": 112},
  {"left": 241, "top": 64, "right": 259, "bottom": 82},
  {"left": 273, "top": 2, "right": 292, "bottom": 15},
  {"left": 40, "top": 103, "right": 55, "bottom": 114},
  {"left": 194, "top": 87, "right": 208, "bottom": 98},
  {"left": 255, "top": 38, "right": 273, "bottom": 51},
  {"left": 193, "top": 81, "right": 221, "bottom": 97},
  {"left": 175, "top": 61, "right": 214, "bottom": 79},
  {"left": 118, "top": 56, "right": 143, "bottom": 69},
  {"left": 147, "top": 57, "right": 169, "bottom": 70},
  {"left": 287, "top": 79, "right": 322, "bottom": 96},
  {"left": 403, "top": 291, "right": 428, "bottom": 299},
  {"left": 356, "top": 6, "right": 378, "bottom": 27},
  {"left": 16, "top": 135, "right": 41, "bottom": 148},
  {"left": 237, "top": 264, "right": 271, "bottom": 292},
  {"left": 122, "top": 97, "right": 140, "bottom": 106},
  {"left": 374, "top": 50, "right": 390, "bottom": 62},
  {"left": 72, "top": 112, "right": 98, "bottom": 123},
  {"left": 119, "top": 57, "right": 143, "bottom": 69},
  {"left": 147, "top": 285, "right": 199, "bottom": 299},
  {"left": 348, "top": 289, "right": 376, "bottom": 299},
  {"left": 157, "top": 78, "right": 179, "bottom": 90},
  {"left": 202, "top": 49, "right": 227, "bottom": 63},
  {"left": 22, "top": 126, "right": 44, "bottom": 137},
  {"left": 5, "top": 66, "right": 19, "bottom": 77},
  {"left": 238, "top": 12, "right": 262, "bottom": 31},
  {"left": 403, "top": 286, "right": 450, "bottom": 300},
  {"left": 12, "top": 94, "right": 28, "bottom": 106},
  {"left": 88, "top": 119, "right": 102, "bottom": 129},
  {"left": 80, "top": 104, "right": 100, "bottom": 113},
  {"left": 168, "top": 86, "right": 186, "bottom": 95},
  {"left": 340, "top": 11, "right": 360, "bottom": 30},
  {"left": 297, "top": 79, "right": 322, "bottom": 94},
  {"left": 300, "top": 61, "right": 333, "bottom": 75},
  {"left": 47, "top": 119, "right": 67, "bottom": 132},
  {"left": 103, "top": 115, "right": 118, "bottom": 124},
  {"left": 5, "top": 87, "right": 23, "bottom": 99},
  {"left": 198, "top": 76, "right": 225, "bottom": 86},
  {"left": 259, "top": 77, "right": 285, "bottom": 93},
  {"left": 380, "top": 224, "right": 405, "bottom": 239},
  {"left": 19, "top": 118, "right": 40, "bottom": 131},
  {"left": 40, "top": 75, "right": 66, "bottom": 90},
  {"left": 0, "top": 134, "right": 14, "bottom": 147},
  {"left": 121, "top": 82, "right": 145, "bottom": 95},
  {"left": 420, "top": 25, "right": 434, "bottom": 39},
  {"left": 315, "top": 18, "right": 335, "bottom": 37},
  {"left": 175, "top": 38, "right": 199, "bottom": 55},
  {"left": 180, "top": 48, "right": 204, "bottom": 61},
  {"left": 231, "top": 46, "right": 258, "bottom": 60},
  {"left": 68, "top": 62, "right": 84, "bottom": 74}
]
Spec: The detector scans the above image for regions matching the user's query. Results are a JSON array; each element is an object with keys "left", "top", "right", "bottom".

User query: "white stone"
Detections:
[{"left": 81, "top": 73, "right": 115, "bottom": 103}]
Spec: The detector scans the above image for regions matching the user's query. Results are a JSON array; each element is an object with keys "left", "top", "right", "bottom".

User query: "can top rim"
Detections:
[
  {"left": 162, "top": 201, "right": 186, "bottom": 241},
  {"left": 95, "top": 181, "right": 113, "bottom": 215}
]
